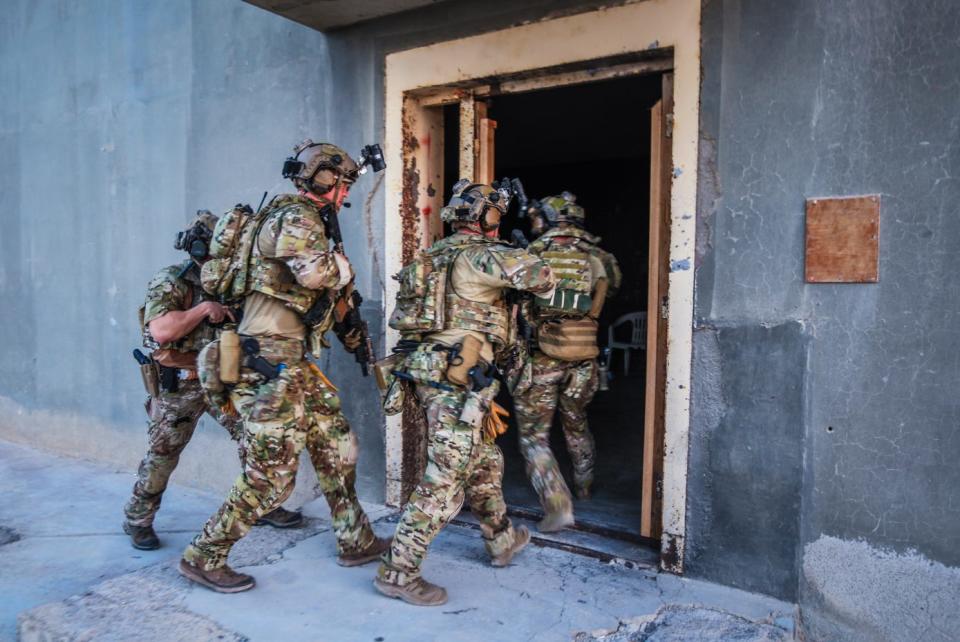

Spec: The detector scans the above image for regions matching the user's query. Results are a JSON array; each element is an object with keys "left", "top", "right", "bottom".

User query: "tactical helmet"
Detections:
[
  {"left": 282, "top": 140, "right": 360, "bottom": 194},
  {"left": 175, "top": 210, "right": 218, "bottom": 260},
  {"left": 441, "top": 179, "right": 511, "bottom": 228},
  {"left": 540, "top": 191, "right": 585, "bottom": 226}
]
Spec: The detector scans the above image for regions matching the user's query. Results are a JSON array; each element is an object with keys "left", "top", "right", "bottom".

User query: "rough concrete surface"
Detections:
[
  {"left": 574, "top": 604, "right": 791, "bottom": 641},
  {"left": 800, "top": 535, "right": 960, "bottom": 641},
  {"left": 3, "top": 440, "right": 795, "bottom": 642}
]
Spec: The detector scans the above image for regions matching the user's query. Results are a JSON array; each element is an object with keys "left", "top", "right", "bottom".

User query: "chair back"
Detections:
[{"left": 608, "top": 312, "right": 647, "bottom": 348}]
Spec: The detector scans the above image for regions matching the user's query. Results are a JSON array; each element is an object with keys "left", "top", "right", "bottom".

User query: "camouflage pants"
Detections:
[
  {"left": 124, "top": 379, "right": 242, "bottom": 528},
  {"left": 379, "top": 381, "right": 517, "bottom": 586},
  {"left": 183, "top": 345, "right": 375, "bottom": 571},
  {"left": 514, "top": 352, "right": 598, "bottom": 513}
]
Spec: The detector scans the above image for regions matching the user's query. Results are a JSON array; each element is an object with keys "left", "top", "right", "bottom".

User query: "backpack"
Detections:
[
  {"left": 200, "top": 204, "right": 262, "bottom": 302},
  {"left": 388, "top": 251, "right": 449, "bottom": 336}
]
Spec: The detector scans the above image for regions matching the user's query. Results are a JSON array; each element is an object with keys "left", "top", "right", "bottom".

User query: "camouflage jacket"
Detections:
[
  {"left": 427, "top": 232, "right": 555, "bottom": 358},
  {"left": 245, "top": 194, "right": 351, "bottom": 315},
  {"left": 140, "top": 261, "right": 217, "bottom": 353}
]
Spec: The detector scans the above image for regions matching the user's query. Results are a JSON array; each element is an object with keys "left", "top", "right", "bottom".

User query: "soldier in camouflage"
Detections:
[
  {"left": 514, "top": 193, "right": 622, "bottom": 532},
  {"left": 375, "top": 180, "right": 556, "bottom": 606},
  {"left": 123, "top": 212, "right": 301, "bottom": 551},
  {"left": 179, "top": 141, "right": 388, "bottom": 593}
]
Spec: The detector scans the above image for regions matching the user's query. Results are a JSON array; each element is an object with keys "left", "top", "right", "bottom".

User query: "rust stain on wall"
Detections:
[{"left": 401, "top": 113, "right": 422, "bottom": 265}]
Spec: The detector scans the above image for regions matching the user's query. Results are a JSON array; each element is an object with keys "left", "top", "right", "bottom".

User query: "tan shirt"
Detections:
[{"left": 238, "top": 291, "right": 307, "bottom": 341}]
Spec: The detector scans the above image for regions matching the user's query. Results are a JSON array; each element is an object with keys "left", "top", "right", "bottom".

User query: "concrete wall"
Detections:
[
  {"left": 692, "top": 0, "right": 960, "bottom": 637},
  {"left": 0, "top": 0, "right": 388, "bottom": 505}
]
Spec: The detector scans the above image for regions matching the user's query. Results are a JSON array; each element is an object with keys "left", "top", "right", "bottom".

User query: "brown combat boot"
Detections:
[
  {"left": 122, "top": 522, "right": 159, "bottom": 550},
  {"left": 255, "top": 506, "right": 304, "bottom": 529},
  {"left": 538, "top": 508, "right": 574, "bottom": 533},
  {"left": 178, "top": 559, "right": 255, "bottom": 594},
  {"left": 337, "top": 536, "right": 393, "bottom": 567},
  {"left": 491, "top": 525, "right": 531, "bottom": 567},
  {"left": 373, "top": 576, "right": 448, "bottom": 607}
]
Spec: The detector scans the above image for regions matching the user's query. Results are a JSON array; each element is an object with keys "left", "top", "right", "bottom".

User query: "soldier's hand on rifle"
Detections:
[
  {"left": 340, "top": 328, "right": 363, "bottom": 352},
  {"left": 331, "top": 253, "right": 354, "bottom": 289},
  {"left": 202, "top": 301, "right": 235, "bottom": 325}
]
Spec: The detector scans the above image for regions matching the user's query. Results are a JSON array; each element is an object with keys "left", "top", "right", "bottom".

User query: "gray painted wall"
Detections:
[
  {"left": 693, "top": 0, "right": 960, "bottom": 635},
  {"left": 0, "top": 0, "right": 388, "bottom": 504}
]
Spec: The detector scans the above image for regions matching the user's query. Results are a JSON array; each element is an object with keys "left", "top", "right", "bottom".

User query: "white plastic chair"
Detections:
[{"left": 607, "top": 312, "right": 647, "bottom": 376}]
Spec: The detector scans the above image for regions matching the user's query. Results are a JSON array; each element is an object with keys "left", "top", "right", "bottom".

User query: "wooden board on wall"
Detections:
[{"left": 805, "top": 195, "right": 880, "bottom": 283}]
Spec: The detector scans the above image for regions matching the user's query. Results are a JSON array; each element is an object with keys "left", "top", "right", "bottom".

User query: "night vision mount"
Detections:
[
  {"left": 174, "top": 210, "right": 214, "bottom": 260},
  {"left": 358, "top": 143, "right": 386, "bottom": 174}
]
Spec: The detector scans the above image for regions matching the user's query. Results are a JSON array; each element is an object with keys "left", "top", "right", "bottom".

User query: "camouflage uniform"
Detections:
[
  {"left": 183, "top": 194, "right": 376, "bottom": 571},
  {"left": 515, "top": 225, "right": 621, "bottom": 510},
  {"left": 379, "top": 232, "right": 555, "bottom": 586},
  {"left": 124, "top": 262, "right": 242, "bottom": 528}
]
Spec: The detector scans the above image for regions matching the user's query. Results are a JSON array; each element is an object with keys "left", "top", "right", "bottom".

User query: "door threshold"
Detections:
[
  {"left": 504, "top": 504, "right": 658, "bottom": 546},
  {"left": 453, "top": 509, "right": 659, "bottom": 569}
]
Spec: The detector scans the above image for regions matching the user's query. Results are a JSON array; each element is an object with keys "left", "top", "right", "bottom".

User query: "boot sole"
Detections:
[
  {"left": 337, "top": 538, "right": 393, "bottom": 567},
  {"left": 254, "top": 517, "right": 304, "bottom": 529},
  {"left": 122, "top": 523, "right": 160, "bottom": 550},
  {"left": 130, "top": 540, "right": 160, "bottom": 551},
  {"left": 178, "top": 561, "right": 256, "bottom": 594},
  {"left": 373, "top": 578, "right": 448, "bottom": 606},
  {"left": 337, "top": 552, "right": 383, "bottom": 567},
  {"left": 537, "top": 514, "right": 575, "bottom": 533}
]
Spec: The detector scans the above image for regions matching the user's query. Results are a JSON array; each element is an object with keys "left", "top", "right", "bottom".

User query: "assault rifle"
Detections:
[{"left": 316, "top": 202, "right": 375, "bottom": 377}]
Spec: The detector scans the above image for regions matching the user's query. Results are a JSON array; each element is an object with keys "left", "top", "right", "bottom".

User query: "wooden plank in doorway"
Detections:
[{"left": 641, "top": 72, "right": 673, "bottom": 540}]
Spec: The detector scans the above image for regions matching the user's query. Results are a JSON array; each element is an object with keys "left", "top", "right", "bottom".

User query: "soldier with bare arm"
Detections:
[{"left": 123, "top": 212, "right": 301, "bottom": 551}]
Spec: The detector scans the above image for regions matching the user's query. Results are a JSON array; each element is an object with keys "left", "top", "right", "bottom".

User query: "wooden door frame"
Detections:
[{"left": 384, "top": 0, "right": 701, "bottom": 573}]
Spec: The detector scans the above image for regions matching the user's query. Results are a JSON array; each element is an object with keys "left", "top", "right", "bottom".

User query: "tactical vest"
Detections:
[
  {"left": 201, "top": 196, "right": 319, "bottom": 315},
  {"left": 530, "top": 235, "right": 595, "bottom": 318},
  {"left": 389, "top": 236, "right": 509, "bottom": 346}
]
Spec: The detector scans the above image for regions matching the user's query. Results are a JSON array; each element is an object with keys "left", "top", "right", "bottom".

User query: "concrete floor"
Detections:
[{"left": 1, "top": 440, "right": 796, "bottom": 642}]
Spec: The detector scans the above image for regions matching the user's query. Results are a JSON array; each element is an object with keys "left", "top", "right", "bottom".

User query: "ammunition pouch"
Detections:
[
  {"left": 537, "top": 317, "right": 599, "bottom": 361},
  {"left": 383, "top": 378, "right": 406, "bottom": 416},
  {"left": 458, "top": 378, "right": 500, "bottom": 429}
]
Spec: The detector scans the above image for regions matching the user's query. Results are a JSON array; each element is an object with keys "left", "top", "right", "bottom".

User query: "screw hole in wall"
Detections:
[{"left": 826, "top": 426, "right": 834, "bottom": 433}]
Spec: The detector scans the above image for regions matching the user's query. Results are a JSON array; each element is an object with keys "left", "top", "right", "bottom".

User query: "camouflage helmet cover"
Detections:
[
  {"left": 285, "top": 139, "right": 360, "bottom": 193},
  {"left": 440, "top": 179, "right": 510, "bottom": 224},
  {"left": 194, "top": 209, "right": 219, "bottom": 234},
  {"left": 540, "top": 191, "right": 585, "bottom": 224}
]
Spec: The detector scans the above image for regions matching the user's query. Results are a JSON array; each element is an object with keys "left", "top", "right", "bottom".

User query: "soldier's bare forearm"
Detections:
[{"left": 148, "top": 304, "right": 211, "bottom": 344}]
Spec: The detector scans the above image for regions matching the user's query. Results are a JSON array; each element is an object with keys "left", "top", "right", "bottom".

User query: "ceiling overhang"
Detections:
[{"left": 244, "top": 0, "right": 450, "bottom": 32}]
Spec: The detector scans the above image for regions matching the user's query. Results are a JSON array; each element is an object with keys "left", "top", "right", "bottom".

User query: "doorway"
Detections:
[
  {"left": 384, "top": 0, "right": 702, "bottom": 571},
  {"left": 439, "top": 73, "right": 666, "bottom": 542}
]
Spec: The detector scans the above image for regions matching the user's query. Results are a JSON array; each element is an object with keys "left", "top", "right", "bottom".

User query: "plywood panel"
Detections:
[{"left": 805, "top": 195, "right": 880, "bottom": 283}]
